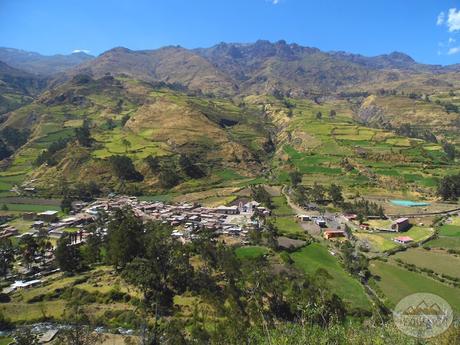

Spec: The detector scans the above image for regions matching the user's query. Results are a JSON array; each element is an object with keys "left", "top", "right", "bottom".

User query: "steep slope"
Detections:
[
  {"left": 67, "top": 47, "right": 238, "bottom": 96},
  {"left": 0, "top": 75, "right": 270, "bottom": 194},
  {"left": 0, "top": 61, "right": 46, "bottom": 114},
  {"left": 0, "top": 47, "right": 94, "bottom": 75},
  {"left": 196, "top": 41, "right": 423, "bottom": 96}
]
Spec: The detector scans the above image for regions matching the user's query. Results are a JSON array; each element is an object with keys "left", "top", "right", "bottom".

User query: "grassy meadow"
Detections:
[
  {"left": 370, "top": 260, "right": 460, "bottom": 312},
  {"left": 290, "top": 243, "right": 371, "bottom": 311}
]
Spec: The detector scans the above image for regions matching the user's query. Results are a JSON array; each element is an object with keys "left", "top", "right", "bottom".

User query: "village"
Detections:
[{"left": 0, "top": 193, "right": 431, "bottom": 286}]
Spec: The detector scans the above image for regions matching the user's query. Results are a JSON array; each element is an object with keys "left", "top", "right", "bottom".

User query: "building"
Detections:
[
  {"left": 323, "top": 230, "right": 346, "bottom": 240},
  {"left": 391, "top": 218, "right": 411, "bottom": 232},
  {"left": 22, "top": 212, "right": 36, "bottom": 221},
  {"left": 37, "top": 210, "right": 59, "bottom": 223},
  {"left": 214, "top": 206, "right": 239, "bottom": 215},
  {"left": 343, "top": 214, "right": 357, "bottom": 221},
  {"left": 315, "top": 218, "right": 327, "bottom": 227},
  {"left": 298, "top": 215, "right": 311, "bottom": 222},
  {"left": 394, "top": 236, "right": 413, "bottom": 244}
]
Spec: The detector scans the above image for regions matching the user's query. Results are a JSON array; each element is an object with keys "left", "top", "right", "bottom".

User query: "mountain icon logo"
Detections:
[{"left": 393, "top": 293, "right": 453, "bottom": 338}]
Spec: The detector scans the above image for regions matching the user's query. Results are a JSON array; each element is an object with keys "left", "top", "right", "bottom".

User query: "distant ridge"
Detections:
[{"left": 0, "top": 47, "right": 94, "bottom": 75}]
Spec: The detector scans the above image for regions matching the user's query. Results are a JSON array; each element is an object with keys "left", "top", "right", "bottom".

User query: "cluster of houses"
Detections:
[
  {"left": 84, "top": 196, "right": 271, "bottom": 240},
  {"left": 1, "top": 196, "right": 272, "bottom": 246}
]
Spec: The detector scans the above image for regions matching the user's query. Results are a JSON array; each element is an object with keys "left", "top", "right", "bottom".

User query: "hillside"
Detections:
[
  {"left": 0, "top": 41, "right": 459, "bottom": 197},
  {"left": 0, "top": 47, "right": 94, "bottom": 75},
  {"left": 0, "top": 61, "right": 46, "bottom": 114}
]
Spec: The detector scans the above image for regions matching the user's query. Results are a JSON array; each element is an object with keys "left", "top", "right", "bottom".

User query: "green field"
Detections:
[
  {"left": 439, "top": 224, "right": 460, "bottom": 237},
  {"left": 379, "top": 226, "right": 434, "bottom": 242},
  {"left": 426, "top": 221, "right": 460, "bottom": 249},
  {"left": 0, "top": 203, "right": 60, "bottom": 213},
  {"left": 235, "top": 246, "right": 269, "bottom": 259},
  {"left": 274, "top": 216, "right": 304, "bottom": 236},
  {"left": 370, "top": 260, "right": 460, "bottom": 312},
  {"left": 272, "top": 195, "right": 295, "bottom": 216},
  {"left": 290, "top": 243, "right": 371, "bottom": 310},
  {"left": 392, "top": 248, "right": 460, "bottom": 279},
  {"left": 355, "top": 226, "right": 434, "bottom": 253}
]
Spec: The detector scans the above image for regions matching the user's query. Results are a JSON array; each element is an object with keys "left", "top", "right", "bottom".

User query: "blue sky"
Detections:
[{"left": 1, "top": 0, "right": 460, "bottom": 65}]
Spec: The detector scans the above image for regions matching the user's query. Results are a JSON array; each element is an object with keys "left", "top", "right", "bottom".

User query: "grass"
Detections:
[
  {"left": 0, "top": 337, "right": 13, "bottom": 345},
  {"left": 0, "top": 300, "right": 65, "bottom": 322},
  {"left": 355, "top": 226, "right": 434, "bottom": 253},
  {"left": 2, "top": 266, "right": 139, "bottom": 323},
  {"left": 392, "top": 247, "right": 460, "bottom": 279},
  {"left": 0, "top": 203, "right": 60, "bottom": 213},
  {"left": 379, "top": 226, "right": 434, "bottom": 243},
  {"left": 355, "top": 232, "right": 397, "bottom": 252},
  {"left": 426, "top": 237, "right": 460, "bottom": 250},
  {"left": 6, "top": 218, "right": 34, "bottom": 234},
  {"left": 439, "top": 224, "right": 460, "bottom": 237},
  {"left": 370, "top": 260, "right": 460, "bottom": 312},
  {"left": 235, "top": 246, "right": 269, "bottom": 259},
  {"left": 290, "top": 243, "right": 371, "bottom": 311},
  {"left": 272, "top": 196, "right": 295, "bottom": 216},
  {"left": 274, "top": 216, "right": 304, "bottom": 236}
]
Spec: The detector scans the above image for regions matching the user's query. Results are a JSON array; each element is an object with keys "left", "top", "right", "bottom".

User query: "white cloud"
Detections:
[
  {"left": 447, "top": 8, "right": 460, "bottom": 32},
  {"left": 448, "top": 46, "right": 460, "bottom": 55},
  {"left": 72, "top": 49, "right": 90, "bottom": 54},
  {"left": 449, "top": 37, "right": 456, "bottom": 44},
  {"left": 272, "top": 0, "right": 279, "bottom": 3},
  {"left": 437, "top": 11, "right": 445, "bottom": 25}
]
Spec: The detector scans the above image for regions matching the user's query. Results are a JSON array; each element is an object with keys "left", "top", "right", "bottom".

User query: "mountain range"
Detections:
[{"left": 0, "top": 40, "right": 459, "bottom": 195}]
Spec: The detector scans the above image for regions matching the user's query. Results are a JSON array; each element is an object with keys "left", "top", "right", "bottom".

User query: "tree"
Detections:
[
  {"left": 106, "top": 208, "right": 145, "bottom": 269},
  {"left": 328, "top": 184, "right": 344, "bottom": 206},
  {"left": 56, "top": 303, "right": 103, "bottom": 345},
  {"left": 316, "top": 111, "right": 322, "bottom": 120},
  {"left": 251, "top": 185, "right": 273, "bottom": 209},
  {"left": 61, "top": 195, "right": 73, "bottom": 213},
  {"left": 310, "top": 183, "right": 326, "bottom": 203},
  {"left": 437, "top": 173, "right": 460, "bottom": 200},
  {"left": 145, "top": 155, "right": 160, "bottom": 172},
  {"left": 55, "top": 234, "right": 84, "bottom": 274},
  {"left": 122, "top": 222, "right": 193, "bottom": 315},
  {"left": 75, "top": 120, "right": 93, "bottom": 147},
  {"left": 120, "top": 114, "right": 130, "bottom": 127},
  {"left": 329, "top": 109, "right": 337, "bottom": 119},
  {"left": 158, "top": 161, "right": 181, "bottom": 188},
  {"left": 109, "top": 155, "right": 143, "bottom": 181},
  {"left": 0, "top": 239, "right": 14, "bottom": 277},
  {"left": 289, "top": 171, "right": 302, "bottom": 187},
  {"left": 179, "top": 154, "right": 206, "bottom": 179},
  {"left": 443, "top": 142, "right": 456, "bottom": 161},
  {"left": 81, "top": 231, "right": 103, "bottom": 266},
  {"left": 0, "top": 140, "right": 12, "bottom": 160},
  {"left": 19, "top": 235, "right": 38, "bottom": 269},
  {"left": 121, "top": 138, "right": 131, "bottom": 153},
  {"left": 0, "top": 127, "right": 30, "bottom": 149},
  {"left": 105, "top": 118, "right": 116, "bottom": 130}
]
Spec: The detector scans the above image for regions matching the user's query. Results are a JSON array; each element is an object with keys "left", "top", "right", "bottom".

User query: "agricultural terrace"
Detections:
[{"left": 277, "top": 97, "right": 458, "bottom": 194}]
